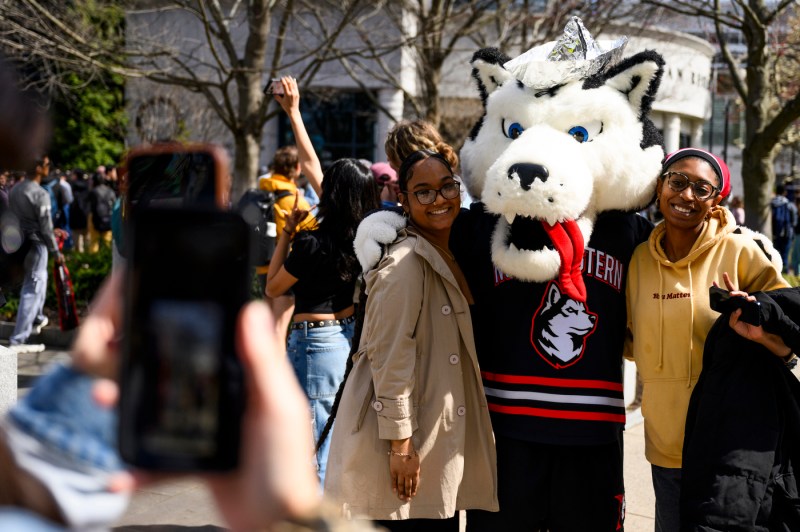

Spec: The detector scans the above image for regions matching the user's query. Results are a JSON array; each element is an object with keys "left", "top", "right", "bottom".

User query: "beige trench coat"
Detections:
[{"left": 324, "top": 229, "right": 498, "bottom": 520}]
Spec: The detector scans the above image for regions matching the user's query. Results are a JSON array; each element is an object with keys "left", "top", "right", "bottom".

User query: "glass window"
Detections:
[{"left": 277, "top": 91, "right": 376, "bottom": 168}]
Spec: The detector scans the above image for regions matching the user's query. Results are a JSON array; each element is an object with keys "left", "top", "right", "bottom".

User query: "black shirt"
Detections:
[{"left": 284, "top": 230, "right": 356, "bottom": 314}]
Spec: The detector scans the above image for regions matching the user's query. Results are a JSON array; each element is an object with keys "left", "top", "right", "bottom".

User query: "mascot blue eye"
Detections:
[
  {"left": 505, "top": 121, "right": 525, "bottom": 140},
  {"left": 569, "top": 126, "right": 590, "bottom": 143}
]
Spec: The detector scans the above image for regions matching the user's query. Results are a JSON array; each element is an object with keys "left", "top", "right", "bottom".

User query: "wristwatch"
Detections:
[{"left": 781, "top": 351, "right": 798, "bottom": 370}]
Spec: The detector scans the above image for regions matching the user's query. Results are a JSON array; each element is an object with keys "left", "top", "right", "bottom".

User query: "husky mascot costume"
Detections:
[{"left": 356, "top": 18, "right": 664, "bottom": 530}]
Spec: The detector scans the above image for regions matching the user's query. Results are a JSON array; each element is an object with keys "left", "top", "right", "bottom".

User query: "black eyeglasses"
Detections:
[
  {"left": 662, "top": 171, "right": 719, "bottom": 201},
  {"left": 403, "top": 181, "right": 461, "bottom": 205}
]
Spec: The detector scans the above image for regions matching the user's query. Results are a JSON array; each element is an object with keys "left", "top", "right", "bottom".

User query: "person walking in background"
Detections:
[
  {"left": 728, "top": 195, "right": 745, "bottom": 225},
  {"left": 324, "top": 150, "right": 498, "bottom": 529},
  {"left": 266, "top": 158, "right": 380, "bottom": 486},
  {"left": 57, "top": 171, "right": 74, "bottom": 249},
  {"left": 770, "top": 183, "right": 797, "bottom": 272},
  {"left": 625, "top": 148, "right": 788, "bottom": 532},
  {"left": 68, "top": 169, "right": 90, "bottom": 253},
  {"left": 370, "top": 162, "right": 400, "bottom": 208},
  {"left": 88, "top": 172, "right": 116, "bottom": 253},
  {"left": 7, "top": 157, "right": 65, "bottom": 353}
]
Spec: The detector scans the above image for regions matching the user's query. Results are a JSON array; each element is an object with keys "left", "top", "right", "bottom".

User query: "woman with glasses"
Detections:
[
  {"left": 324, "top": 150, "right": 498, "bottom": 531},
  {"left": 624, "top": 148, "right": 788, "bottom": 532}
]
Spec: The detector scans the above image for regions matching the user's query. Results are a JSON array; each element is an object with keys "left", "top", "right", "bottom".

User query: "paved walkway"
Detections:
[{"left": 10, "top": 337, "right": 800, "bottom": 531}]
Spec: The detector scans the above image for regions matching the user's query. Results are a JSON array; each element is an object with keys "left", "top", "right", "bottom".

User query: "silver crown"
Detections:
[{"left": 504, "top": 17, "right": 628, "bottom": 89}]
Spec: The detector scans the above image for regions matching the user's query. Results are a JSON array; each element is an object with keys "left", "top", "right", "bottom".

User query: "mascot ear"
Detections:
[
  {"left": 589, "top": 50, "right": 665, "bottom": 120},
  {"left": 471, "top": 48, "right": 513, "bottom": 105}
]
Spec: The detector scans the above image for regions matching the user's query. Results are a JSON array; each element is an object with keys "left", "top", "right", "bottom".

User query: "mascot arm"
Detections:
[
  {"left": 354, "top": 209, "right": 407, "bottom": 272},
  {"left": 735, "top": 229, "right": 789, "bottom": 293}
]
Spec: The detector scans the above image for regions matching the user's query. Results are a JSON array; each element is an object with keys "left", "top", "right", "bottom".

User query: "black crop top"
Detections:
[{"left": 283, "top": 230, "right": 356, "bottom": 314}]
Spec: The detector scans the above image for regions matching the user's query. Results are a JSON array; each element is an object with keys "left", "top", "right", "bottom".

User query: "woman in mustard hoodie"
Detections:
[{"left": 625, "top": 148, "right": 788, "bottom": 532}]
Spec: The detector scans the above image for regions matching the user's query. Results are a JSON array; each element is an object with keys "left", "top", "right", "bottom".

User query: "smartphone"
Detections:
[
  {"left": 709, "top": 286, "right": 762, "bottom": 326},
  {"left": 118, "top": 208, "right": 250, "bottom": 471},
  {"left": 264, "top": 78, "right": 284, "bottom": 95},
  {"left": 123, "top": 143, "right": 230, "bottom": 217}
]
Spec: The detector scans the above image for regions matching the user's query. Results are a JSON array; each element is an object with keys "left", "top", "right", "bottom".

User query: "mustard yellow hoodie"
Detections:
[
  {"left": 625, "top": 206, "right": 788, "bottom": 468},
  {"left": 256, "top": 173, "right": 316, "bottom": 273}
]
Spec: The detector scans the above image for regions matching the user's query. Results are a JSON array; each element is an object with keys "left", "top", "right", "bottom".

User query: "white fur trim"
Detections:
[
  {"left": 353, "top": 210, "right": 407, "bottom": 272},
  {"left": 737, "top": 226, "right": 784, "bottom": 273}
]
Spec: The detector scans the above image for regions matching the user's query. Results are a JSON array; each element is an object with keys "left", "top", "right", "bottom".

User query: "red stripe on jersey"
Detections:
[
  {"left": 481, "top": 371, "right": 623, "bottom": 392},
  {"left": 488, "top": 403, "right": 626, "bottom": 423}
]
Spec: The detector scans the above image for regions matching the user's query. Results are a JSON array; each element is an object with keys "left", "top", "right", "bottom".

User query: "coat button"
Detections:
[
  {"left": 457, "top": 406, "right": 466, "bottom": 416},
  {"left": 373, "top": 401, "right": 384, "bottom": 412},
  {"left": 449, "top": 354, "right": 459, "bottom": 365},
  {"left": 441, "top": 304, "right": 452, "bottom": 315}
]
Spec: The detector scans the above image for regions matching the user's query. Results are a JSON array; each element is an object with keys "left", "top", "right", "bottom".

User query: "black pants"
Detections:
[{"left": 467, "top": 435, "right": 625, "bottom": 531}]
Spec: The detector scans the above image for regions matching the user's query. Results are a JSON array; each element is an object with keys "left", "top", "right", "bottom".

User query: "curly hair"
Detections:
[{"left": 385, "top": 119, "right": 459, "bottom": 174}]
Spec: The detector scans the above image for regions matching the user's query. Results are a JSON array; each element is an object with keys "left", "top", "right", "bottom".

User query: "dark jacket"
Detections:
[{"left": 681, "top": 287, "right": 800, "bottom": 531}]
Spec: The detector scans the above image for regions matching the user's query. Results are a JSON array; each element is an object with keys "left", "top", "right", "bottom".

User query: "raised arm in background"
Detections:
[{"left": 274, "top": 76, "right": 323, "bottom": 197}]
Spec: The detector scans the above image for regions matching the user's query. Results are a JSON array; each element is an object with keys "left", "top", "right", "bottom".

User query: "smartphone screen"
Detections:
[
  {"left": 119, "top": 208, "right": 249, "bottom": 470},
  {"left": 125, "top": 148, "right": 223, "bottom": 214}
]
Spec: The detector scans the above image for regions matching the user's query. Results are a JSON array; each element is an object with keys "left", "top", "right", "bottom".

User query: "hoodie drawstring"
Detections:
[
  {"left": 657, "top": 264, "right": 664, "bottom": 371},
  {"left": 687, "top": 262, "right": 694, "bottom": 388}
]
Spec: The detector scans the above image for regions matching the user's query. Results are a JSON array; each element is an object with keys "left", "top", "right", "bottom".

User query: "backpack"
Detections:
[
  {"left": 236, "top": 188, "right": 292, "bottom": 266},
  {"left": 772, "top": 200, "right": 794, "bottom": 239},
  {"left": 91, "top": 186, "right": 115, "bottom": 232},
  {"left": 0, "top": 212, "right": 32, "bottom": 291}
]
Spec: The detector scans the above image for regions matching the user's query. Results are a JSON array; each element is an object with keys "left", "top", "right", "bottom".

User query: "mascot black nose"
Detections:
[{"left": 508, "top": 163, "right": 549, "bottom": 191}]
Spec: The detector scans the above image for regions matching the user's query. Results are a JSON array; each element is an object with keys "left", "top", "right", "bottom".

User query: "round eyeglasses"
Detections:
[
  {"left": 403, "top": 181, "right": 461, "bottom": 205},
  {"left": 662, "top": 171, "right": 719, "bottom": 201}
]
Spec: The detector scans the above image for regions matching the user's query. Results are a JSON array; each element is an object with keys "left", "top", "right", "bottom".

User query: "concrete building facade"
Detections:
[{"left": 125, "top": 7, "right": 715, "bottom": 183}]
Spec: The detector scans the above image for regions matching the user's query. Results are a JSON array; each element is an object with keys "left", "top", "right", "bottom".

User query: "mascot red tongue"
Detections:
[{"left": 543, "top": 219, "right": 586, "bottom": 302}]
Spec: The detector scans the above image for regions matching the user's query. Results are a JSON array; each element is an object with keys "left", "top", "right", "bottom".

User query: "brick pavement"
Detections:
[{"left": 9, "top": 336, "right": 800, "bottom": 531}]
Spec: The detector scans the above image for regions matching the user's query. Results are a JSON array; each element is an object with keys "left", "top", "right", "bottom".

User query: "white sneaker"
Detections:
[
  {"left": 33, "top": 316, "right": 49, "bottom": 335},
  {"left": 8, "top": 343, "right": 46, "bottom": 354}
]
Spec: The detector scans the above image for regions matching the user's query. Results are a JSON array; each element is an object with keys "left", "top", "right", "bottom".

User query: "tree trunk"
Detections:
[
  {"left": 232, "top": 130, "right": 261, "bottom": 203},
  {"left": 741, "top": 146, "right": 775, "bottom": 236},
  {"left": 228, "top": 0, "right": 271, "bottom": 204},
  {"left": 740, "top": 3, "right": 773, "bottom": 236},
  {"left": 421, "top": 63, "right": 443, "bottom": 128}
]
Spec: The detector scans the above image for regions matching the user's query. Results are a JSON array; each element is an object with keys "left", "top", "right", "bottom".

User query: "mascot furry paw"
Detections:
[{"left": 461, "top": 36, "right": 664, "bottom": 299}]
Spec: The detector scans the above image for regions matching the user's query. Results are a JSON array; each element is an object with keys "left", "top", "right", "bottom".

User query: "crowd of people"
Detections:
[
  {"left": 0, "top": 156, "right": 120, "bottom": 354},
  {"left": 1, "top": 63, "right": 800, "bottom": 532}
]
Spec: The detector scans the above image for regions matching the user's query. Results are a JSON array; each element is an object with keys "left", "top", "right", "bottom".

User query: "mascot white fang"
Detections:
[
  {"left": 461, "top": 45, "right": 664, "bottom": 297},
  {"left": 354, "top": 17, "right": 666, "bottom": 529}
]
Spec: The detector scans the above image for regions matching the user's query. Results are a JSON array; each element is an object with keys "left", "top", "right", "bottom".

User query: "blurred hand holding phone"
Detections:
[{"left": 119, "top": 143, "right": 249, "bottom": 471}]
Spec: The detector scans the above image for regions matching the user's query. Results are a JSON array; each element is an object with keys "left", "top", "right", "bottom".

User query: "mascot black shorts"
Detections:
[{"left": 467, "top": 435, "right": 625, "bottom": 531}]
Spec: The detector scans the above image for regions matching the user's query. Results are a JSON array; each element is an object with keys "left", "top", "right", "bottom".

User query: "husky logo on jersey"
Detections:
[{"left": 532, "top": 281, "right": 597, "bottom": 368}]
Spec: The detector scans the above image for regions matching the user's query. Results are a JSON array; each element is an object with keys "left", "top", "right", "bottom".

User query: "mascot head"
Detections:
[{"left": 460, "top": 18, "right": 665, "bottom": 292}]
